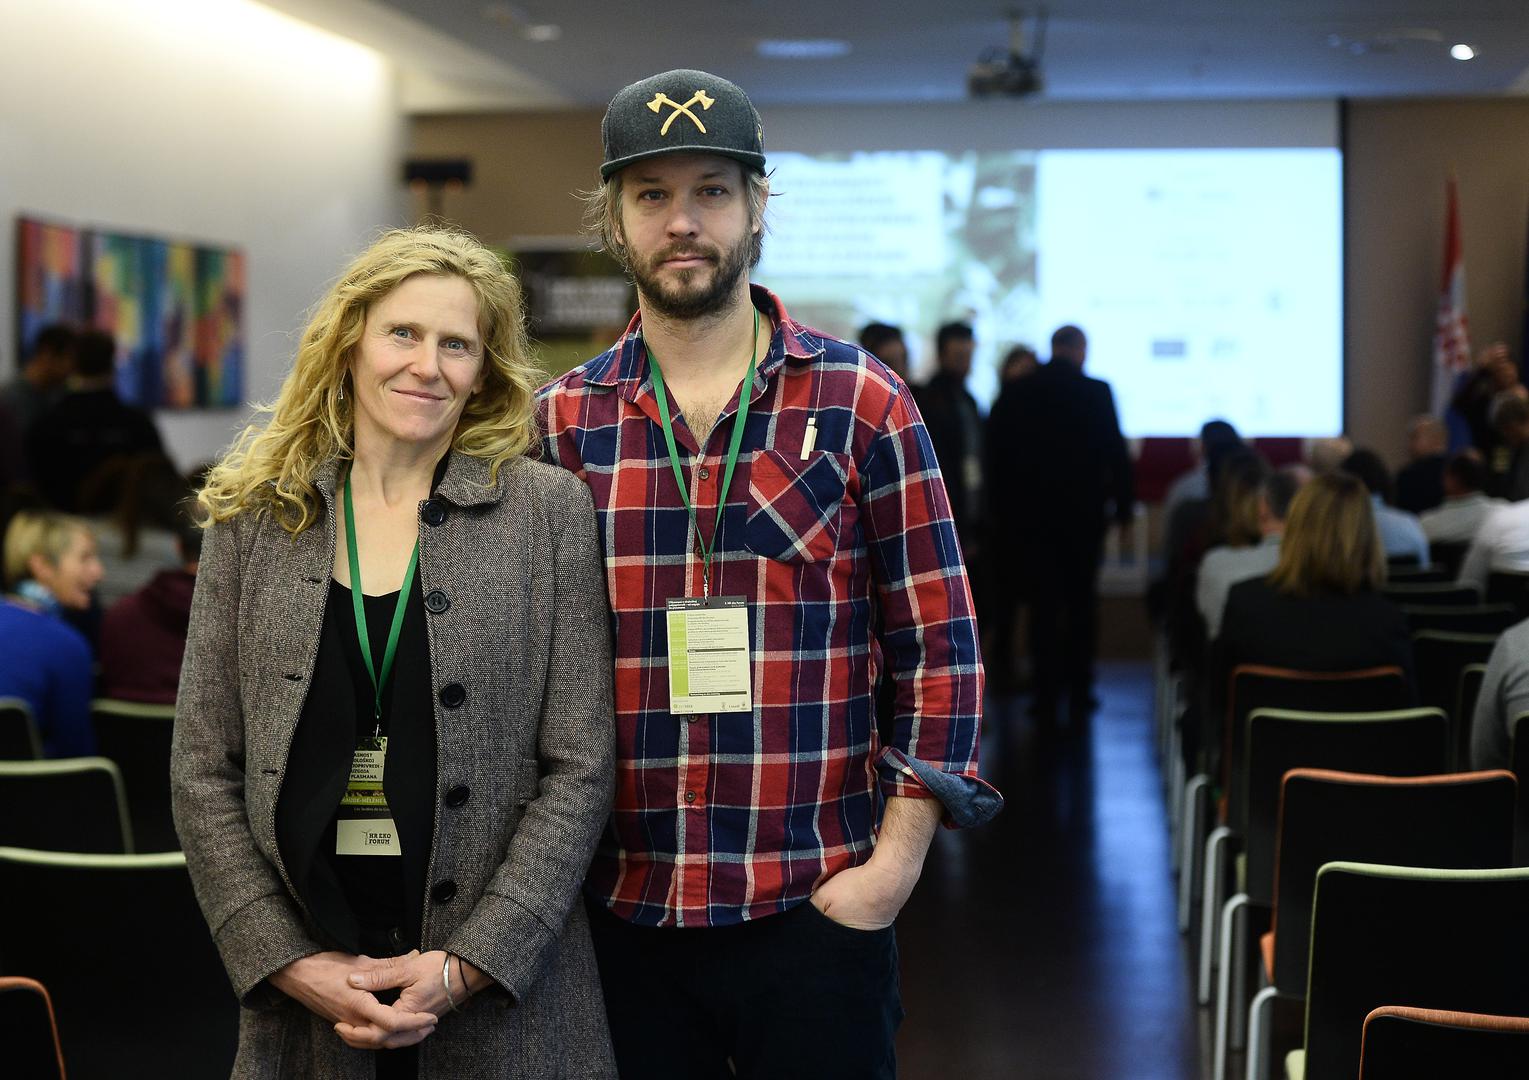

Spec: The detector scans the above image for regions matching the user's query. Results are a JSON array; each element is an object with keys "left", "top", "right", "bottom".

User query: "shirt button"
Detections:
[
  {"left": 445, "top": 785, "right": 471, "bottom": 807},
  {"left": 698, "top": 466, "right": 711, "bottom": 480},
  {"left": 421, "top": 499, "right": 447, "bottom": 527},
  {"left": 424, "top": 589, "right": 450, "bottom": 614},
  {"left": 684, "top": 791, "right": 697, "bottom": 804},
  {"left": 439, "top": 683, "right": 466, "bottom": 708},
  {"left": 431, "top": 879, "right": 458, "bottom": 903}
]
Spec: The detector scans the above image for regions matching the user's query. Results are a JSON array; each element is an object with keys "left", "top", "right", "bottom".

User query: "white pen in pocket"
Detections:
[{"left": 801, "top": 414, "right": 818, "bottom": 459}]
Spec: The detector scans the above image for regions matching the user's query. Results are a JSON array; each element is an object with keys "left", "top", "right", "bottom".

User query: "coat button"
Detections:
[
  {"left": 431, "top": 879, "right": 458, "bottom": 904},
  {"left": 445, "top": 785, "right": 471, "bottom": 807},
  {"left": 424, "top": 590, "right": 450, "bottom": 614},
  {"left": 422, "top": 500, "right": 447, "bottom": 527},
  {"left": 439, "top": 683, "right": 466, "bottom": 708}
]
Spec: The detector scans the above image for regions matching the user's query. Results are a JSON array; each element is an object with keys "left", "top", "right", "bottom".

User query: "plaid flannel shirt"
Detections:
[{"left": 538, "top": 286, "right": 1001, "bottom": 927}]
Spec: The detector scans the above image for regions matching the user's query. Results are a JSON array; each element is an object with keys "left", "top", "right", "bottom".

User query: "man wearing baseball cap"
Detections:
[{"left": 538, "top": 68, "right": 1000, "bottom": 1078}]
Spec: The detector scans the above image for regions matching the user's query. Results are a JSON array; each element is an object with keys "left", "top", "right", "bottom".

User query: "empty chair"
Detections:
[
  {"left": 1288, "top": 863, "right": 1529, "bottom": 1080},
  {"left": 0, "top": 758, "right": 133, "bottom": 853},
  {"left": 1241, "top": 768, "right": 1516, "bottom": 1080},
  {"left": 0, "top": 698, "right": 41, "bottom": 761},
  {"left": 1382, "top": 582, "right": 1479, "bottom": 607},
  {"left": 1487, "top": 569, "right": 1529, "bottom": 617},
  {"left": 0, "top": 847, "right": 237, "bottom": 1077},
  {"left": 1457, "top": 663, "right": 1488, "bottom": 744},
  {"left": 1412, "top": 630, "right": 1498, "bottom": 764},
  {"left": 91, "top": 698, "right": 176, "bottom": 852},
  {"left": 1515, "top": 713, "right": 1529, "bottom": 865},
  {"left": 1428, "top": 540, "right": 1470, "bottom": 577},
  {"left": 1399, "top": 603, "right": 1518, "bottom": 636},
  {"left": 1385, "top": 566, "right": 1451, "bottom": 585},
  {"left": 0, "top": 977, "right": 66, "bottom": 1080},
  {"left": 1358, "top": 1006, "right": 1529, "bottom": 1078}
]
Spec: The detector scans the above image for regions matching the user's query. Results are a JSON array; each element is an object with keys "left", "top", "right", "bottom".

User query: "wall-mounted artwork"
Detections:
[{"left": 16, "top": 215, "right": 244, "bottom": 409}]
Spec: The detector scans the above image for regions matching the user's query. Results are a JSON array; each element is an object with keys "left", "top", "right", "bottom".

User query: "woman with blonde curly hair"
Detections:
[{"left": 172, "top": 227, "right": 616, "bottom": 1078}]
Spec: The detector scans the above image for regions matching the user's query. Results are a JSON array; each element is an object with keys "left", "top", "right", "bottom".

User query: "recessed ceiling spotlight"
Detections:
[
  {"left": 524, "top": 23, "right": 561, "bottom": 42},
  {"left": 1450, "top": 43, "right": 1476, "bottom": 61},
  {"left": 756, "top": 39, "right": 852, "bottom": 60}
]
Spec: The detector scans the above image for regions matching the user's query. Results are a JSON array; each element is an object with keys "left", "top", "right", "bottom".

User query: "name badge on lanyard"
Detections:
[
  {"left": 646, "top": 307, "right": 761, "bottom": 717},
  {"left": 335, "top": 474, "right": 417, "bottom": 857}
]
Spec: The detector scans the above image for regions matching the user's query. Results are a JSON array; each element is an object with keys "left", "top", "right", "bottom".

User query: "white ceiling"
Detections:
[{"left": 282, "top": 0, "right": 1529, "bottom": 111}]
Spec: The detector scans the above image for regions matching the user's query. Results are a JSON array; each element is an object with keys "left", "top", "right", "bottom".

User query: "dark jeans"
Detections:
[
  {"left": 1022, "top": 526, "right": 1106, "bottom": 707},
  {"left": 587, "top": 897, "right": 903, "bottom": 1080}
]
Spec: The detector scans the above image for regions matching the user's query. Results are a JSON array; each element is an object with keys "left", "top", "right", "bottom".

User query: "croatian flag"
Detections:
[{"left": 1432, "top": 174, "right": 1470, "bottom": 415}]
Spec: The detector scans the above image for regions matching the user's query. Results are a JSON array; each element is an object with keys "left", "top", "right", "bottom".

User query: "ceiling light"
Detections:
[
  {"left": 524, "top": 23, "right": 560, "bottom": 42},
  {"left": 1450, "top": 43, "right": 1476, "bottom": 61},
  {"left": 756, "top": 39, "right": 851, "bottom": 60}
]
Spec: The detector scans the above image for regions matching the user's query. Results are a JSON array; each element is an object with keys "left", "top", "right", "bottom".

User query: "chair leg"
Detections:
[
  {"left": 1178, "top": 774, "right": 1209, "bottom": 933},
  {"left": 1245, "top": 986, "right": 1278, "bottom": 1080},
  {"left": 1199, "top": 826, "right": 1233, "bottom": 1004},
  {"left": 1167, "top": 739, "right": 1184, "bottom": 868}
]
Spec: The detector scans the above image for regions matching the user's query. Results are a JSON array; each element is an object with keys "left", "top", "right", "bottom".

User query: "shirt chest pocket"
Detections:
[{"left": 743, "top": 449, "right": 851, "bottom": 563}]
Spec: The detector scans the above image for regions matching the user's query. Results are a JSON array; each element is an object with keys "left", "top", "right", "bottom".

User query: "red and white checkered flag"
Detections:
[{"left": 1432, "top": 174, "right": 1471, "bottom": 415}]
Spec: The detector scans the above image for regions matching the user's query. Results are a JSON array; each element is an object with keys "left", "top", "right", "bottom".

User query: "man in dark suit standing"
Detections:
[
  {"left": 916, "top": 321, "right": 985, "bottom": 554},
  {"left": 987, "top": 325, "right": 1134, "bottom": 722}
]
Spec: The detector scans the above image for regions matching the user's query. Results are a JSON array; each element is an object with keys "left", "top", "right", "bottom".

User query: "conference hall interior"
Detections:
[{"left": 4, "top": 1, "right": 1529, "bottom": 1077}]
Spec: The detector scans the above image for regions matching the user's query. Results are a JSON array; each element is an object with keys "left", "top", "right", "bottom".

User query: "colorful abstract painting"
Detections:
[{"left": 15, "top": 215, "right": 244, "bottom": 408}]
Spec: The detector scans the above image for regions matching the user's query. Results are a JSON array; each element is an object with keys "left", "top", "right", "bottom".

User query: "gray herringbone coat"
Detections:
[{"left": 171, "top": 452, "right": 617, "bottom": 1079}]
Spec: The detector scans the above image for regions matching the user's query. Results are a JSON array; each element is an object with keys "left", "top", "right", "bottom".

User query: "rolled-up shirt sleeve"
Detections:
[{"left": 860, "top": 384, "right": 1002, "bottom": 828}]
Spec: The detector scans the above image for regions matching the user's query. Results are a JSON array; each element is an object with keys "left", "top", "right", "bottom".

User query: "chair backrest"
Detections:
[
  {"left": 1303, "top": 864, "right": 1529, "bottom": 1079},
  {"left": 1513, "top": 713, "right": 1529, "bottom": 865},
  {"left": 1486, "top": 570, "right": 1529, "bottom": 617},
  {"left": 1242, "top": 708, "right": 1450, "bottom": 896},
  {"left": 1382, "top": 583, "right": 1479, "bottom": 607},
  {"left": 1223, "top": 667, "right": 1414, "bottom": 829},
  {"left": 1411, "top": 630, "right": 1500, "bottom": 764},
  {"left": 1386, "top": 566, "right": 1452, "bottom": 585},
  {"left": 91, "top": 698, "right": 177, "bottom": 853},
  {"left": 1400, "top": 603, "right": 1519, "bottom": 636},
  {"left": 0, "top": 698, "right": 42, "bottom": 761},
  {"left": 0, "top": 976, "right": 66, "bottom": 1080},
  {"left": 1385, "top": 554, "right": 1422, "bottom": 570},
  {"left": 0, "top": 847, "right": 237, "bottom": 1076},
  {"left": 1429, "top": 540, "right": 1470, "bottom": 577},
  {"left": 1268, "top": 768, "right": 1515, "bottom": 994},
  {"left": 1359, "top": 1006, "right": 1529, "bottom": 1078},
  {"left": 0, "top": 759, "right": 133, "bottom": 853}
]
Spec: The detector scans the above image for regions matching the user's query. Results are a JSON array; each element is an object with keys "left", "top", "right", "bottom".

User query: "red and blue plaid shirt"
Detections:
[{"left": 538, "top": 287, "right": 1001, "bottom": 928}]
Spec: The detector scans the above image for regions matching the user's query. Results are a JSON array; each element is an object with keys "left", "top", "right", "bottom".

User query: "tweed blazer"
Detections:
[{"left": 171, "top": 451, "right": 617, "bottom": 1079}]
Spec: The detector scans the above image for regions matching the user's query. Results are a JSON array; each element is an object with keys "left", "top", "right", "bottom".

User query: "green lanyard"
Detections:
[
  {"left": 646, "top": 305, "right": 759, "bottom": 598},
  {"left": 343, "top": 475, "right": 421, "bottom": 733}
]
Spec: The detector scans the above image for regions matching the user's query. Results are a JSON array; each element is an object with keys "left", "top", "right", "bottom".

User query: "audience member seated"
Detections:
[
  {"left": 1394, "top": 414, "right": 1448, "bottom": 514},
  {"left": 1341, "top": 447, "right": 1430, "bottom": 567},
  {"left": 0, "top": 323, "right": 75, "bottom": 439},
  {"left": 1457, "top": 498, "right": 1529, "bottom": 594},
  {"left": 1484, "top": 394, "right": 1529, "bottom": 501},
  {"left": 857, "top": 321, "right": 909, "bottom": 383},
  {"left": 78, "top": 453, "right": 190, "bottom": 608},
  {"left": 26, "top": 329, "right": 163, "bottom": 512},
  {"left": 1162, "top": 419, "right": 1240, "bottom": 520},
  {"left": 1451, "top": 341, "right": 1524, "bottom": 457},
  {"left": 1306, "top": 434, "right": 1353, "bottom": 475},
  {"left": 0, "top": 511, "right": 103, "bottom": 756},
  {"left": 1197, "top": 467, "right": 1303, "bottom": 641},
  {"left": 1420, "top": 452, "right": 1504, "bottom": 544},
  {"left": 98, "top": 494, "right": 199, "bottom": 705},
  {"left": 1469, "top": 615, "right": 1529, "bottom": 770},
  {"left": 1216, "top": 471, "right": 1415, "bottom": 694}
]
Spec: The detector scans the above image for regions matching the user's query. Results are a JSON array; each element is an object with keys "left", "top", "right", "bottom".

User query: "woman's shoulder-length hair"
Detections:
[
  {"left": 197, "top": 227, "right": 538, "bottom": 535},
  {"left": 1267, "top": 471, "right": 1386, "bottom": 598}
]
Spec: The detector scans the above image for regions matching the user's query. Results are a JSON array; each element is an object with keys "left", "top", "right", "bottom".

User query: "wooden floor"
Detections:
[{"left": 895, "top": 661, "right": 1206, "bottom": 1079}]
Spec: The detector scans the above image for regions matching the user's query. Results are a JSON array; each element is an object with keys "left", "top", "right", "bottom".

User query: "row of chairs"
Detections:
[{"left": 0, "top": 698, "right": 177, "bottom": 852}]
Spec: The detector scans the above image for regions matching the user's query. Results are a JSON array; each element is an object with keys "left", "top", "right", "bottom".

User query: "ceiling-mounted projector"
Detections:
[{"left": 968, "top": 8, "right": 1047, "bottom": 98}]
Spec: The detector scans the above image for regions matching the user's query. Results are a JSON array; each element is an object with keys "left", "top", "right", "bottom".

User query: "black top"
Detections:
[
  {"left": 1395, "top": 454, "right": 1446, "bottom": 515},
  {"left": 916, "top": 370, "right": 985, "bottom": 543},
  {"left": 25, "top": 388, "right": 163, "bottom": 511},
  {"left": 275, "top": 577, "right": 436, "bottom": 957}
]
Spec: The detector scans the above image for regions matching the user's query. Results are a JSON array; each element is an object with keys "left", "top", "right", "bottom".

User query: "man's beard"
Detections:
[{"left": 630, "top": 232, "right": 752, "bottom": 321}]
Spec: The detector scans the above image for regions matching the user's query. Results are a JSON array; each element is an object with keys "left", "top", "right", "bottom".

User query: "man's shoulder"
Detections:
[{"left": 537, "top": 347, "right": 619, "bottom": 402}]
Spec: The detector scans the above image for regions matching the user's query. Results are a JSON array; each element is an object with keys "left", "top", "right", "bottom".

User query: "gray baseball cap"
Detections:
[{"left": 600, "top": 69, "right": 765, "bottom": 181}]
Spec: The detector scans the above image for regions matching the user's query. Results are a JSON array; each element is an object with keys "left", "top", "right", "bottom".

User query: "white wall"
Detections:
[{"left": 0, "top": 0, "right": 407, "bottom": 467}]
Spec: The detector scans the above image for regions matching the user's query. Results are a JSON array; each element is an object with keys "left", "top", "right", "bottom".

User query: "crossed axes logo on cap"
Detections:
[{"left": 647, "top": 89, "right": 716, "bottom": 135}]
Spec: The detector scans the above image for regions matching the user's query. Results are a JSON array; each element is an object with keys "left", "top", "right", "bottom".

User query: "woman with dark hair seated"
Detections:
[{"left": 1216, "top": 471, "right": 1415, "bottom": 690}]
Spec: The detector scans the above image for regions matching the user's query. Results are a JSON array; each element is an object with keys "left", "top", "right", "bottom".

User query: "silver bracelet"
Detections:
[{"left": 441, "top": 952, "right": 459, "bottom": 1013}]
